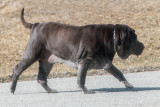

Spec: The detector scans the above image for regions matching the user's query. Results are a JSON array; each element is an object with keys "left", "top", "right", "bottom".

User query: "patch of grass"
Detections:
[{"left": 0, "top": 0, "right": 160, "bottom": 82}]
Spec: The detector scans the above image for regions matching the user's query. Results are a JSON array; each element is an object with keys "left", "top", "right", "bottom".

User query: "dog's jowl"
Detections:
[{"left": 11, "top": 8, "right": 144, "bottom": 94}]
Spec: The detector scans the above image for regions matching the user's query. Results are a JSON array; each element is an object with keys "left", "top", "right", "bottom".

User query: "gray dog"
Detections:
[{"left": 11, "top": 8, "right": 144, "bottom": 94}]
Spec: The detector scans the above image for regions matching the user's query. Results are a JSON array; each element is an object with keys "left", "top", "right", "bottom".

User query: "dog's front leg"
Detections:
[
  {"left": 105, "top": 64, "right": 134, "bottom": 88},
  {"left": 77, "top": 58, "right": 95, "bottom": 94}
]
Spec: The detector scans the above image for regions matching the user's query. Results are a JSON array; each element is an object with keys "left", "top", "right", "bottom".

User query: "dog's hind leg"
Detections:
[
  {"left": 10, "top": 35, "right": 43, "bottom": 94},
  {"left": 37, "top": 61, "right": 58, "bottom": 93}
]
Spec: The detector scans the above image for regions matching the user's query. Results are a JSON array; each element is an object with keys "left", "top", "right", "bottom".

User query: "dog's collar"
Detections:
[
  {"left": 113, "top": 28, "right": 116, "bottom": 52},
  {"left": 113, "top": 28, "right": 115, "bottom": 41}
]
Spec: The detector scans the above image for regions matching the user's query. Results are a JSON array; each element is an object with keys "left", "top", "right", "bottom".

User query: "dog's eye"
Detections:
[{"left": 128, "top": 30, "right": 133, "bottom": 35}]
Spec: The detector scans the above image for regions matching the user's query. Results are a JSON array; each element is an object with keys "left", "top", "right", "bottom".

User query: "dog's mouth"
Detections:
[{"left": 120, "top": 55, "right": 129, "bottom": 59}]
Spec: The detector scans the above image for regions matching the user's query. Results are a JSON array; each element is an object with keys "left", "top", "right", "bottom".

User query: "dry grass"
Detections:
[{"left": 0, "top": 0, "right": 160, "bottom": 82}]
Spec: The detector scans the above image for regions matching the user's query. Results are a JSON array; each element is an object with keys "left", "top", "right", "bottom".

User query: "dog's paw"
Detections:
[
  {"left": 47, "top": 89, "right": 58, "bottom": 93},
  {"left": 84, "top": 90, "right": 95, "bottom": 94},
  {"left": 10, "top": 90, "right": 15, "bottom": 94},
  {"left": 83, "top": 87, "right": 95, "bottom": 94},
  {"left": 79, "top": 86, "right": 95, "bottom": 94},
  {"left": 48, "top": 89, "right": 58, "bottom": 93},
  {"left": 10, "top": 86, "right": 16, "bottom": 94},
  {"left": 123, "top": 81, "right": 134, "bottom": 89}
]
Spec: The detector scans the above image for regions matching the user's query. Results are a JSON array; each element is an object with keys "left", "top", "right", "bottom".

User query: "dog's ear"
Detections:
[{"left": 114, "top": 24, "right": 127, "bottom": 51}]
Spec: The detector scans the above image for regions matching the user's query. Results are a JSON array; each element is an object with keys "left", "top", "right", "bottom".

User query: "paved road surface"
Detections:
[{"left": 0, "top": 71, "right": 160, "bottom": 107}]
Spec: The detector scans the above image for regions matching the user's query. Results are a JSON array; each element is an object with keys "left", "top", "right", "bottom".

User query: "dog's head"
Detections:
[{"left": 114, "top": 24, "right": 144, "bottom": 59}]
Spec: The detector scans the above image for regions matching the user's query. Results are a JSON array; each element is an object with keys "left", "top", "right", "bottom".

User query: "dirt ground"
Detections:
[{"left": 0, "top": 0, "right": 160, "bottom": 82}]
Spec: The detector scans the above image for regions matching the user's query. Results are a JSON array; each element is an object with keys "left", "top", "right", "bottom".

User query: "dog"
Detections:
[{"left": 10, "top": 8, "right": 144, "bottom": 94}]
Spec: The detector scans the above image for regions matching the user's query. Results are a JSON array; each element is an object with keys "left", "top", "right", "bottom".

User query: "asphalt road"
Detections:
[{"left": 0, "top": 71, "right": 160, "bottom": 107}]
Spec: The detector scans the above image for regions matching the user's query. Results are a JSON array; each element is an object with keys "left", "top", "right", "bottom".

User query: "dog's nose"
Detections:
[{"left": 141, "top": 43, "right": 145, "bottom": 51}]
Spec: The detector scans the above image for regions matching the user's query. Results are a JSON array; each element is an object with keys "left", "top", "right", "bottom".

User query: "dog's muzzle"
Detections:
[{"left": 130, "top": 41, "right": 144, "bottom": 56}]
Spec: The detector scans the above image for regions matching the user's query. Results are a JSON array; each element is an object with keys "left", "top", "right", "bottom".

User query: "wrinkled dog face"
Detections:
[{"left": 114, "top": 24, "right": 144, "bottom": 59}]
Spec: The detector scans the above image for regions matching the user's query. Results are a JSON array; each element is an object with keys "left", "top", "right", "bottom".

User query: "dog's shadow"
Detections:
[
  {"left": 92, "top": 87, "right": 160, "bottom": 93},
  {"left": 49, "top": 87, "right": 160, "bottom": 93}
]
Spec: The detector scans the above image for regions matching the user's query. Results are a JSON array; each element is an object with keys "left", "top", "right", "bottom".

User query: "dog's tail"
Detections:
[{"left": 21, "top": 8, "right": 33, "bottom": 29}]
